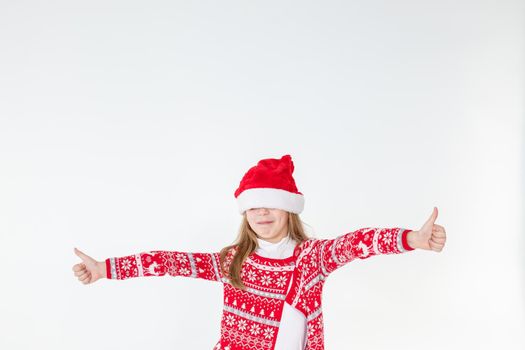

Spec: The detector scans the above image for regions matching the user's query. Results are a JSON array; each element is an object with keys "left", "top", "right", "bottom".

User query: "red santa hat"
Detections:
[{"left": 234, "top": 154, "right": 305, "bottom": 214}]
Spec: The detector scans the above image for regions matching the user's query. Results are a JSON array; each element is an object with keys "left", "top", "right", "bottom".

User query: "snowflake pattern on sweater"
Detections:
[{"left": 106, "top": 227, "right": 414, "bottom": 350}]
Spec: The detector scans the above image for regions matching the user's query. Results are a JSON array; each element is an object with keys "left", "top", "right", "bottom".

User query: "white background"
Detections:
[{"left": 0, "top": 1, "right": 523, "bottom": 349}]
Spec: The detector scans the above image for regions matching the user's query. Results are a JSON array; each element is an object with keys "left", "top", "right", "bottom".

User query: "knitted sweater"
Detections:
[{"left": 105, "top": 227, "right": 414, "bottom": 350}]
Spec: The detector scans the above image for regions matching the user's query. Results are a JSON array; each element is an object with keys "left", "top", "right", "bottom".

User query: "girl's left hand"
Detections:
[{"left": 407, "top": 207, "right": 447, "bottom": 252}]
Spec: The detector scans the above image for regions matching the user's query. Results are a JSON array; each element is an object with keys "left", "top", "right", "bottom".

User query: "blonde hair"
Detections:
[{"left": 219, "top": 212, "right": 310, "bottom": 290}]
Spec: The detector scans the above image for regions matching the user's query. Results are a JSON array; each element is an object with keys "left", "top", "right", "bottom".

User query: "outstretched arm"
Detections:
[
  {"left": 318, "top": 206, "right": 447, "bottom": 278},
  {"left": 105, "top": 250, "right": 225, "bottom": 283},
  {"left": 319, "top": 227, "right": 414, "bottom": 277}
]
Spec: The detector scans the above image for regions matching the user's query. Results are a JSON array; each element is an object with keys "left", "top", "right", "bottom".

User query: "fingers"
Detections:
[
  {"left": 73, "top": 267, "right": 92, "bottom": 284},
  {"left": 72, "top": 263, "right": 85, "bottom": 273},
  {"left": 74, "top": 267, "right": 87, "bottom": 277},
  {"left": 423, "top": 220, "right": 446, "bottom": 253},
  {"left": 430, "top": 229, "right": 447, "bottom": 243},
  {"left": 78, "top": 271, "right": 90, "bottom": 281},
  {"left": 72, "top": 262, "right": 93, "bottom": 284},
  {"left": 79, "top": 271, "right": 92, "bottom": 284},
  {"left": 429, "top": 239, "right": 444, "bottom": 252},
  {"left": 431, "top": 225, "right": 446, "bottom": 245},
  {"left": 429, "top": 230, "right": 446, "bottom": 251},
  {"left": 429, "top": 238, "right": 446, "bottom": 246},
  {"left": 432, "top": 225, "right": 447, "bottom": 238}
]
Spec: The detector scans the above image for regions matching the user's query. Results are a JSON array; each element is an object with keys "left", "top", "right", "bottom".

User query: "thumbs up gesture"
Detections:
[
  {"left": 406, "top": 207, "right": 447, "bottom": 252},
  {"left": 72, "top": 248, "right": 106, "bottom": 284}
]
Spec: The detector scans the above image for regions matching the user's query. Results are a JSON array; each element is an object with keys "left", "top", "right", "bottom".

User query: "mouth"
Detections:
[{"left": 257, "top": 221, "right": 273, "bottom": 225}]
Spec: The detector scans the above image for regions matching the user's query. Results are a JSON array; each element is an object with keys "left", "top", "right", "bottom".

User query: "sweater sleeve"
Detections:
[
  {"left": 105, "top": 250, "right": 224, "bottom": 283},
  {"left": 318, "top": 227, "right": 414, "bottom": 277}
]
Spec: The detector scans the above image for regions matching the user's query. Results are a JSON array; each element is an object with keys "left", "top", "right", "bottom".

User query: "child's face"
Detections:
[{"left": 246, "top": 208, "right": 289, "bottom": 243}]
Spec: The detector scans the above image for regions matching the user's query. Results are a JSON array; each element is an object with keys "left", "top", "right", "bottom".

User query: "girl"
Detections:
[{"left": 72, "top": 154, "right": 447, "bottom": 350}]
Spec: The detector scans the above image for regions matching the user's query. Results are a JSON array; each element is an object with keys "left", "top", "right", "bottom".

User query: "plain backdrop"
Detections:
[{"left": 0, "top": 1, "right": 523, "bottom": 349}]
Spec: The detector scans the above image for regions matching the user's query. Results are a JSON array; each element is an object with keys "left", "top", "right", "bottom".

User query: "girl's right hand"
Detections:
[{"left": 72, "top": 247, "right": 106, "bottom": 284}]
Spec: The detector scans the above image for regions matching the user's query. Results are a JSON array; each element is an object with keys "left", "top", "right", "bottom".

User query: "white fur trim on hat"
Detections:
[{"left": 236, "top": 188, "right": 305, "bottom": 214}]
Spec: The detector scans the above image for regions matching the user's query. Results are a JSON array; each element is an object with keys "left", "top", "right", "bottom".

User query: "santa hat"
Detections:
[{"left": 234, "top": 154, "right": 305, "bottom": 214}]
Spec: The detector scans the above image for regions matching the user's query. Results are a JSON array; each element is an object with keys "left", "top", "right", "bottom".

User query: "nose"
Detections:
[{"left": 255, "top": 207, "right": 269, "bottom": 214}]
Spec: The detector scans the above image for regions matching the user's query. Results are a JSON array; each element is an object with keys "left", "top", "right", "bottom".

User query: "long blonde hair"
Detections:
[{"left": 219, "top": 212, "right": 310, "bottom": 290}]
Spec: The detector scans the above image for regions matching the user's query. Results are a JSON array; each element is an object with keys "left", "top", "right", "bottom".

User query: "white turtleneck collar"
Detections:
[{"left": 255, "top": 233, "right": 296, "bottom": 259}]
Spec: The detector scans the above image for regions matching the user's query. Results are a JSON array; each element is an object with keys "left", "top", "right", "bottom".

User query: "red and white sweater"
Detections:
[{"left": 106, "top": 227, "right": 414, "bottom": 350}]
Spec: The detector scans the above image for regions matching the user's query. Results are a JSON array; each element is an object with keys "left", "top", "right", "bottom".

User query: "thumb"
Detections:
[
  {"left": 74, "top": 247, "right": 93, "bottom": 263},
  {"left": 426, "top": 206, "right": 438, "bottom": 225}
]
